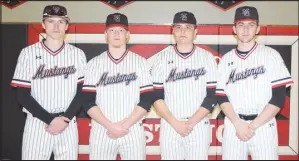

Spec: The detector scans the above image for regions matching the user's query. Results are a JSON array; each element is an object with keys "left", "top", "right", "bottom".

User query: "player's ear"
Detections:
[
  {"left": 104, "top": 30, "right": 108, "bottom": 43},
  {"left": 193, "top": 26, "right": 198, "bottom": 40},
  {"left": 233, "top": 25, "right": 237, "bottom": 35},
  {"left": 126, "top": 30, "right": 130, "bottom": 39},
  {"left": 42, "top": 21, "right": 46, "bottom": 30},
  {"left": 126, "top": 30, "right": 130, "bottom": 43},
  {"left": 65, "top": 23, "right": 69, "bottom": 31},
  {"left": 171, "top": 24, "right": 175, "bottom": 34},
  {"left": 256, "top": 25, "right": 260, "bottom": 35}
]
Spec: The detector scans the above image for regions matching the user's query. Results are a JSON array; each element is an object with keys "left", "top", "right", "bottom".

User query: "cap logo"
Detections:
[
  {"left": 114, "top": 14, "right": 121, "bottom": 22},
  {"left": 53, "top": 6, "right": 60, "bottom": 14},
  {"left": 242, "top": 8, "right": 250, "bottom": 17},
  {"left": 180, "top": 13, "right": 188, "bottom": 21}
]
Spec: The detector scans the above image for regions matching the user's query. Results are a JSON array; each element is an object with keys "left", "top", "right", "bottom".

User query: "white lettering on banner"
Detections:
[
  {"left": 216, "top": 125, "right": 225, "bottom": 143},
  {"left": 143, "top": 123, "right": 224, "bottom": 144}
]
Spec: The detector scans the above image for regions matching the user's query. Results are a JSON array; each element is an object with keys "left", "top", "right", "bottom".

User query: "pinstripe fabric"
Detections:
[
  {"left": 216, "top": 44, "right": 293, "bottom": 114},
  {"left": 151, "top": 45, "right": 217, "bottom": 160},
  {"left": 11, "top": 41, "right": 86, "bottom": 160},
  {"left": 83, "top": 50, "right": 151, "bottom": 160},
  {"left": 222, "top": 117, "right": 278, "bottom": 160},
  {"left": 216, "top": 44, "right": 292, "bottom": 160}
]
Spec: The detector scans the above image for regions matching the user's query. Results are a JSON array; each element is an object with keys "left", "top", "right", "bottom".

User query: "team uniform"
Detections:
[
  {"left": 216, "top": 43, "right": 294, "bottom": 160},
  {"left": 151, "top": 45, "right": 218, "bottom": 160},
  {"left": 11, "top": 40, "right": 87, "bottom": 160},
  {"left": 82, "top": 49, "right": 153, "bottom": 160}
]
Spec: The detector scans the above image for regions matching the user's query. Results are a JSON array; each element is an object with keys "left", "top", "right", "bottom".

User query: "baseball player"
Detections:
[
  {"left": 10, "top": 5, "right": 87, "bottom": 160},
  {"left": 151, "top": 11, "right": 218, "bottom": 160},
  {"left": 82, "top": 13, "right": 153, "bottom": 160},
  {"left": 216, "top": 6, "right": 294, "bottom": 160}
]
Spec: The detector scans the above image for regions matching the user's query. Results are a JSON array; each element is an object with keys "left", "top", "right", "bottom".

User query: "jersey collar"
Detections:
[
  {"left": 107, "top": 49, "right": 129, "bottom": 64},
  {"left": 234, "top": 42, "right": 258, "bottom": 60},
  {"left": 174, "top": 44, "right": 196, "bottom": 59},
  {"left": 41, "top": 39, "right": 65, "bottom": 56}
]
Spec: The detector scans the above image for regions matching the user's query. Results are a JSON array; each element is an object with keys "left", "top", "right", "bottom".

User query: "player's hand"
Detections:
[
  {"left": 248, "top": 123, "right": 258, "bottom": 131},
  {"left": 186, "top": 120, "right": 197, "bottom": 129},
  {"left": 106, "top": 119, "right": 129, "bottom": 139},
  {"left": 233, "top": 120, "right": 255, "bottom": 142},
  {"left": 45, "top": 117, "right": 70, "bottom": 135},
  {"left": 171, "top": 120, "right": 193, "bottom": 137}
]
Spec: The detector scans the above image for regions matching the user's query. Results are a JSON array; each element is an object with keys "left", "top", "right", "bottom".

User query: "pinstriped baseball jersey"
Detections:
[
  {"left": 82, "top": 49, "right": 153, "bottom": 123},
  {"left": 11, "top": 40, "right": 87, "bottom": 160},
  {"left": 151, "top": 45, "right": 217, "bottom": 160},
  {"left": 83, "top": 49, "right": 152, "bottom": 160},
  {"left": 11, "top": 40, "right": 87, "bottom": 114},
  {"left": 215, "top": 43, "right": 294, "bottom": 115},
  {"left": 151, "top": 45, "right": 218, "bottom": 119}
]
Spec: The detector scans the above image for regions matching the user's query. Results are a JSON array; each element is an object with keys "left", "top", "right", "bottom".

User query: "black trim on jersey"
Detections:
[
  {"left": 41, "top": 39, "right": 65, "bottom": 56},
  {"left": 107, "top": 49, "right": 129, "bottom": 64},
  {"left": 235, "top": 42, "right": 257, "bottom": 58},
  {"left": 207, "top": 81, "right": 217, "bottom": 84},
  {"left": 12, "top": 79, "right": 31, "bottom": 83},
  {"left": 82, "top": 92, "right": 97, "bottom": 112},
  {"left": 16, "top": 87, "right": 54, "bottom": 125},
  {"left": 236, "top": 48, "right": 250, "bottom": 57},
  {"left": 174, "top": 44, "right": 195, "bottom": 59},
  {"left": 201, "top": 88, "right": 217, "bottom": 113},
  {"left": 152, "top": 88, "right": 165, "bottom": 103},
  {"left": 234, "top": 42, "right": 258, "bottom": 60},
  {"left": 271, "top": 77, "right": 292, "bottom": 83},
  {"left": 63, "top": 83, "right": 84, "bottom": 120},
  {"left": 138, "top": 91, "right": 155, "bottom": 112},
  {"left": 140, "top": 85, "right": 153, "bottom": 89},
  {"left": 178, "top": 50, "right": 192, "bottom": 57},
  {"left": 78, "top": 76, "right": 84, "bottom": 80},
  {"left": 268, "top": 86, "right": 286, "bottom": 108},
  {"left": 216, "top": 95, "right": 230, "bottom": 106},
  {"left": 83, "top": 85, "right": 96, "bottom": 87}
]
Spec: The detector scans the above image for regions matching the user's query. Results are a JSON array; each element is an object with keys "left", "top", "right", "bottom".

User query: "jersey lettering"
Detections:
[
  {"left": 166, "top": 67, "right": 206, "bottom": 82},
  {"left": 32, "top": 64, "right": 76, "bottom": 79},
  {"left": 226, "top": 65, "right": 266, "bottom": 85},
  {"left": 96, "top": 72, "right": 137, "bottom": 86}
]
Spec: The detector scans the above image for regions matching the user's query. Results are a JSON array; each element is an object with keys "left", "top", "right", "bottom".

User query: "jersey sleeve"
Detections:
[
  {"left": 269, "top": 49, "right": 294, "bottom": 88},
  {"left": 77, "top": 49, "right": 87, "bottom": 84},
  {"left": 82, "top": 60, "right": 97, "bottom": 93},
  {"left": 151, "top": 53, "right": 164, "bottom": 90},
  {"left": 139, "top": 58, "right": 154, "bottom": 94},
  {"left": 215, "top": 57, "right": 228, "bottom": 97},
  {"left": 205, "top": 52, "right": 218, "bottom": 89},
  {"left": 11, "top": 48, "right": 32, "bottom": 88}
]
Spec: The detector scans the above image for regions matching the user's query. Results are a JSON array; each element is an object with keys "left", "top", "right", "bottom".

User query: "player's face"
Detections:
[
  {"left": 233, "top": 20, "right": 260, "bottom": 43},
  {"left": 42, "top": 17, "right": 68, "bottom": 40},
  {"left": 172, "top": 23, "right": 197, "bottom": 45},
  {"left": 105, "top": 27, "right": 129, "bottom": 48}
]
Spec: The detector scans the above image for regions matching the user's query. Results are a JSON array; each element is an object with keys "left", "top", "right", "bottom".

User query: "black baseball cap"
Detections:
[
  {"left": 106, "top": 13, "right": 128, "bottom": 30},
  {"left": 43, "top": 5, "right": 70, "bottom": 22},
  {"left": 234, "top": 6, "right": 259, "bottom": 23},
  {"left": 173, "top": 11, "right": 197, "bottom": 26}
]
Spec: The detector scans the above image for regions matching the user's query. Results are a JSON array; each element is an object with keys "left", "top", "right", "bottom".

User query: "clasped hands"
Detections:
[
  {"left": 233, "top": 120, "right": 258, "bottom": 142},
  {"left": 106, "top": 118, "right": 130, "bottom": 140},
  {"left": 45, "top": 116, "right": 71, "bottom": 135}
]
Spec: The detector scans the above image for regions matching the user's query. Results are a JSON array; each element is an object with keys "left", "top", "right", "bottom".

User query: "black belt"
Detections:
[
  {"left": 238, "top": 114, "right": 258, "bottom": 121},
  {"left": 51, "top": 112, "right": 64, "bottom": 117},
  {"left": 181, "top": 117, "right": 191, "bottom": 120}
]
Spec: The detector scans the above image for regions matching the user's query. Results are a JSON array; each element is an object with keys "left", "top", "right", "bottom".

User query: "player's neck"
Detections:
[
  {"left": 108, "top": 45, "right": 127, "bottom": 59},
  {"left": 43, "top": 38, "right": 64, "bottom": 51},
  {"left": 237, "top": 41, "right": 256, "bottom": 52},
  {"left": 175, "top": 43, "right": 194, "bottom": 53}
]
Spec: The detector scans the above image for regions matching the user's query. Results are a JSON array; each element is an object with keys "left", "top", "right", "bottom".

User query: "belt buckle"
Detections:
[{"left": 239, "top": 114, "right": 246, "bottom": 120}]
